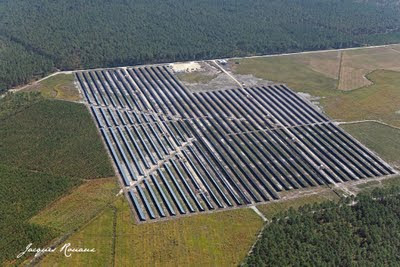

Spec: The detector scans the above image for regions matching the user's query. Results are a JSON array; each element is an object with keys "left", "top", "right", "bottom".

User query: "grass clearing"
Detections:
[
  {"left": 338, "top": 47, "right": 400, "bottom": 90},
  {"left": 293, "top": 51, "right": 340, "bottom": 79},
  {"left": 232, "top": 56, "right": 338, "bottom": 97},
  {"left": 258, "top": 189, "right": 340, "bottom": 218},
  {"left": 353, "top": 176, "right": 400, "bottom": 193},
  {"left": 381, "top": 176, "right": 400, "bottom": 188},
  {"left": 338, "top": 61, "right": 372, "bottom": 90},
  {"left": 22, "top": 73, "right": 80, "bottom": 102},
  {"left": 115, "top": 199, "right": 263, "bottom": 266},
  {"left": 41, "top": 197, "right": 264, "bottom": 266},
  {"left": 177, "top": 71, "right": 217, "bottom": 84},
  {"left": 324, "top": 70, "right": 400, "bottom": 127},
  {"left": 341, "top": 121, "right": 400, "bottom": 193}
]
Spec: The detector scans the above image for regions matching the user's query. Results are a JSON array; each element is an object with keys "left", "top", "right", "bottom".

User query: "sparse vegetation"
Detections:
[
  {"left": 22, "top": 74, "right": 81, "bottom": 102},
  {"left": 177, "top": 71, "right": 217, "bottom": 84},
  {"left": 258, "top": 188, "right": 340, "bottom": 218}
]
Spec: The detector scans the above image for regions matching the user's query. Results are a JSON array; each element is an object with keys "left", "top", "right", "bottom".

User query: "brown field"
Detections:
[
  {"left": 293, "top": 51, "right": 341, "bottom": 79},
  {"left": 338, "top": 46, "right": 400, "bottom": 90},
  {"left": 337, "top": 61, "right": 372, "bottom": 90},
  {"left": 177, "top": 71, "right": 218, "bottom": 84}
]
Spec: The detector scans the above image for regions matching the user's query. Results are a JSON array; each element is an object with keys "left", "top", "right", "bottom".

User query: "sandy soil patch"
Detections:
[{"left": 170, "top": 62, "right": 201, "bottom": 72}]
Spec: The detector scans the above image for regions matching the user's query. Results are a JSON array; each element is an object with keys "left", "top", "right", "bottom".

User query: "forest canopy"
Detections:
[
  {"left": 244, "top": 185, "right": 400, "bottom": 266},
  {"left": 1, "top": 0, "right": 400, "bottom": 92}
]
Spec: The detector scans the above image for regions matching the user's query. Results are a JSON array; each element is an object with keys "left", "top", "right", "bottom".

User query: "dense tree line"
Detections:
[
  {"left": 244, "top": 185, "right": 400, "bottom": 266},
  {"left": 0, "top": 0, "right": 400, "bottom": 92}
]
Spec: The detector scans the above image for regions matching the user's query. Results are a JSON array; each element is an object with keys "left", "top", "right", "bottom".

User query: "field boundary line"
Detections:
[
  {"left": 337, "top": 51, "right": 344, "bottom": 90},
  {"left": 337, "top": 120, "right": 400, "bottom": 131}
]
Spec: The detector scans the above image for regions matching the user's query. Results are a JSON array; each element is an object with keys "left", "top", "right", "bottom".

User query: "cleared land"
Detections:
[
  {"left": 338, "top": 46, "right": 400, "bottom": 90},
  {"left": 40, "top": 197, "right": 263, "bottom": 266},
  {"left": 258, "top": 187, "right": 340, "bottom": 218},
  {"left": 21, "top": 73, "right": 81, "bottom": 102},
  {"left": 325, "top": 70, "right": 400, "bottom": 127},
  {"left": 175, "top": 61, "right": 239, "bottom": 92},
  {"left": 38, "top": 206, "right": 116, "bottom": 266},
  {"left": 177, "top": 71, "right": 218, "bottom": 85},
  {"left": 231, "top": 56, "right": 338, "bottom": 96}
]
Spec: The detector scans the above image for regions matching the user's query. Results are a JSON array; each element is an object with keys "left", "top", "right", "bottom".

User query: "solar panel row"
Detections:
[{"left": 76, "top": 64, "right": 395, "bottom": 222}]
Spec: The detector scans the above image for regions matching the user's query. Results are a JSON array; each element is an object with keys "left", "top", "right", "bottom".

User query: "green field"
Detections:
[
  {"left": 22, "top": 73, "right": 81, "bottom": 102},
  {"left": 341, "top": 122, "right": 400, "bottom": 168},
  {"left": 40, "top": 198, "right": 263, "bottom": 266},
  {"left": 324, "top": 70, "right": 400, "bottom": 127},
  {"left": 0, "top": 93, "right": 114, "bottom": 265},
  {"left": 233, "top": 56, "right": 338, "bottom": 96}
]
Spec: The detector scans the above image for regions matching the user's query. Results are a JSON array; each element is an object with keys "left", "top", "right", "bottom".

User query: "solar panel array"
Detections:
[{"left": 76, "top": 65, "right": 395, "bottom": 222}]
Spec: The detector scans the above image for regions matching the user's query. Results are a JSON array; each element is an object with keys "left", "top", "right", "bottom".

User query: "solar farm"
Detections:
[{"left": 75, "top": 65, "right": 396, "bottom": 223}]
